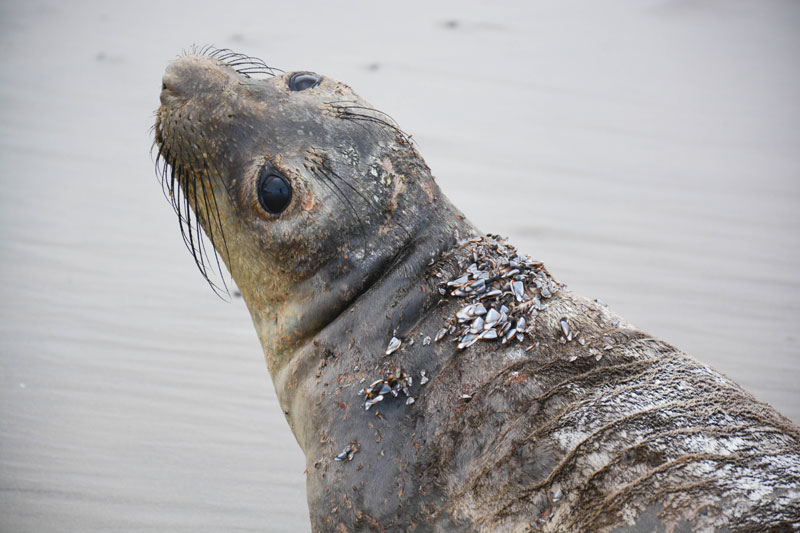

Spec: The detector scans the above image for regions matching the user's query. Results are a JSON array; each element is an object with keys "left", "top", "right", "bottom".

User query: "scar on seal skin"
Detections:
[{"left": 154, "top": 47, "right": 800, "bottom": 532}]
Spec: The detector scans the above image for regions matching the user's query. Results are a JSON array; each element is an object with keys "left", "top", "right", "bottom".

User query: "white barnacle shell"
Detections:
[
  {"left": 484, "top": 308, "right": 501, "bottom": 328},
  {"left": 470, "top": 303, "right": 487, "bottom": 317},
  {"left": 365, "top": 395, "right": 384, "bottom": 410},
  {"left": 479, "top": 328, "right": 498, "bottom": 340},
  {"left": 385, "top": 336, "right": 401, "bottom": 355},
  {"left": 470, "top": 317, "right": 485, "bottom": 333}
]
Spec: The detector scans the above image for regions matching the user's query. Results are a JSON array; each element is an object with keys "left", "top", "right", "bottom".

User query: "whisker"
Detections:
[
  {"left": 187, "top": 142, "right": 230, "bottom": 292},
  {"left": 320, "top": 159, "right": 377, "bottom": 214},
  {"left": 327, "top": 102, "right": 414, "bottom": 145},
  {"left": 314, "top": 165, "right": 368, "bottom": 256},
  {"left": 174, "top": 45, "right": 283, "bottom": 78},
  {"left": 181, "top": 134, "right": 231, "bottom": 296},
  {"left": 326, "top": 101, "right": 402, "bottom": 125},
  {"left": 314, "top": 156, "right": 414, "bottom": 254},
  {"left": 189, "top": 46, "right": 282, "bottom": 77},
  {"left": 154, "top": 119, "right": 230, "bottom": 295}
]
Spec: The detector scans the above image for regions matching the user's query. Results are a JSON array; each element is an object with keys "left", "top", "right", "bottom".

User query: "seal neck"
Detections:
[
  {"left": 261, "top": 196, "right": 478, "bottom": 398},
  {"left": 244, "top": 187, "right": 477, "bottom": 370}
]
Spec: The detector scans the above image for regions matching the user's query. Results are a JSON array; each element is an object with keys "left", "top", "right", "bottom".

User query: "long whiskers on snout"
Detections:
[{"left": 152, "top": 120, "right": 231, "bottom": 297}]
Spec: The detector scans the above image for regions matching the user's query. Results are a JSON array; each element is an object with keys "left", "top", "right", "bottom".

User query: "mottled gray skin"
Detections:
[{"left": 155, "top": 52, "right": 800, "bottom": 532}]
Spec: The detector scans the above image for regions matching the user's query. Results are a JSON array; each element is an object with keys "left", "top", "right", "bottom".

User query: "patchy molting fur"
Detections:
[{"left": 154, "top": 48, "right": 800, "bottom": 531}]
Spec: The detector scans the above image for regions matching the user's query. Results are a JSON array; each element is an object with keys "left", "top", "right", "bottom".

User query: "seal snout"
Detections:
[
  {"left": 159, "top": 59, "right": 192, "bottom": 106},
  {"left": 159, "top": 55, "right": 229, "bottom": 107}
]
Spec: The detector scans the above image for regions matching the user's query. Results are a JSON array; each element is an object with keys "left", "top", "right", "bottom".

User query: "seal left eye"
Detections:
[
  {"left": 257, "top": 169, "right": 292, "bottom": 215},
  {"left": 288, "top": 72, "right": 322, "bottom": 91}
]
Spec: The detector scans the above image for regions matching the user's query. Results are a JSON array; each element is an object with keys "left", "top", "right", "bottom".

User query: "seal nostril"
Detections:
[{"left": 162, "top": 82, "right": 167, "bottom": 90}]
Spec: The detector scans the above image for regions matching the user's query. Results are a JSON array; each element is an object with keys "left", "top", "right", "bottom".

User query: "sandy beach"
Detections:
[{"left": 1, "top": 1, "right": 798, "bottom": 531}]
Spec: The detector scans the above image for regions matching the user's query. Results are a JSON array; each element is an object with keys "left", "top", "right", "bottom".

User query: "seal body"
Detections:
[{"left": 154, "top": 49, "right": 800, "bottom": 531}]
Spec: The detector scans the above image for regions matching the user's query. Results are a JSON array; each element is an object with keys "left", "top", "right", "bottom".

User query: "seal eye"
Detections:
[
  {"left": 257, "top": 169, "right": 292, "bottom": 215},
  {"left": 288, "top": 72, "right": 322, "bottom": 91}
]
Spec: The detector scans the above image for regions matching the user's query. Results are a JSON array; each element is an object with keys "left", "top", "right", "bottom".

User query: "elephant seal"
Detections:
[{"left": 154, "top": 48, "right": 800, "bottom": 531}]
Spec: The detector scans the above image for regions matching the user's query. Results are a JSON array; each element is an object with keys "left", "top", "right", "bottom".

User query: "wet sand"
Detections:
[{"left": 1, "top": 1, "right": 798, "bottom": 531}]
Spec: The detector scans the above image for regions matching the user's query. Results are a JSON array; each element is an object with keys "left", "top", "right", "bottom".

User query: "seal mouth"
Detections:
[
  {"left": 159, "top": 79, "right": 178, "bottom": 107},
  {"left": 153, "top": 46, "right": 284, "bottom": 295},
  {"left": 159, "top": 66, "right": 183, "bottom": 106}
]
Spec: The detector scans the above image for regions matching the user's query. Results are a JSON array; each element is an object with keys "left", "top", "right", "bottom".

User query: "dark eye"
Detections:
[
  {"left": 257, "top": 168, "right": 292, "bottom": 215},
  {"left": 288, "top": 72, "right": 322, "bottom": 91}
]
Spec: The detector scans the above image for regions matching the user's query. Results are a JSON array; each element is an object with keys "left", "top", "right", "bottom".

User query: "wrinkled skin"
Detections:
[{"left": 155, "top": 51, "right": 800, "bottom": 532}]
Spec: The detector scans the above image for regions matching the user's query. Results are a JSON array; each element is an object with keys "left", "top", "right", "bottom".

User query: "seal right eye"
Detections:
[
  {"left": 288, "top": 72, "right": 322, "bottom": 91},
  {"left": 257, "top": 168, "right": 292, "bottom": 215}
]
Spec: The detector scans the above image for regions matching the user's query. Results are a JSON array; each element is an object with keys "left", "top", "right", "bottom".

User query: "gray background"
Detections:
[{"left": 1, "top": 1, "right": 798, "bottom": 531}]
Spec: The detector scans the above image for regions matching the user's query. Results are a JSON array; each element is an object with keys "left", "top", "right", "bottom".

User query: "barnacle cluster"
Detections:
[
  {"left": 435, "top": 235, "right": 559, "bottom": 350},
  {"left": 334, "top": 442, "right": 359, "bottom": 462},
  {"left": 358, "top": 367, "right": 414, "bottom": 410}
]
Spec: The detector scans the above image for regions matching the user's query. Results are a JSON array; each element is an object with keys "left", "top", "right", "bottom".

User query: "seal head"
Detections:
[{"left": 156, "top": 50, "right": 470, "bottom": 372}]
